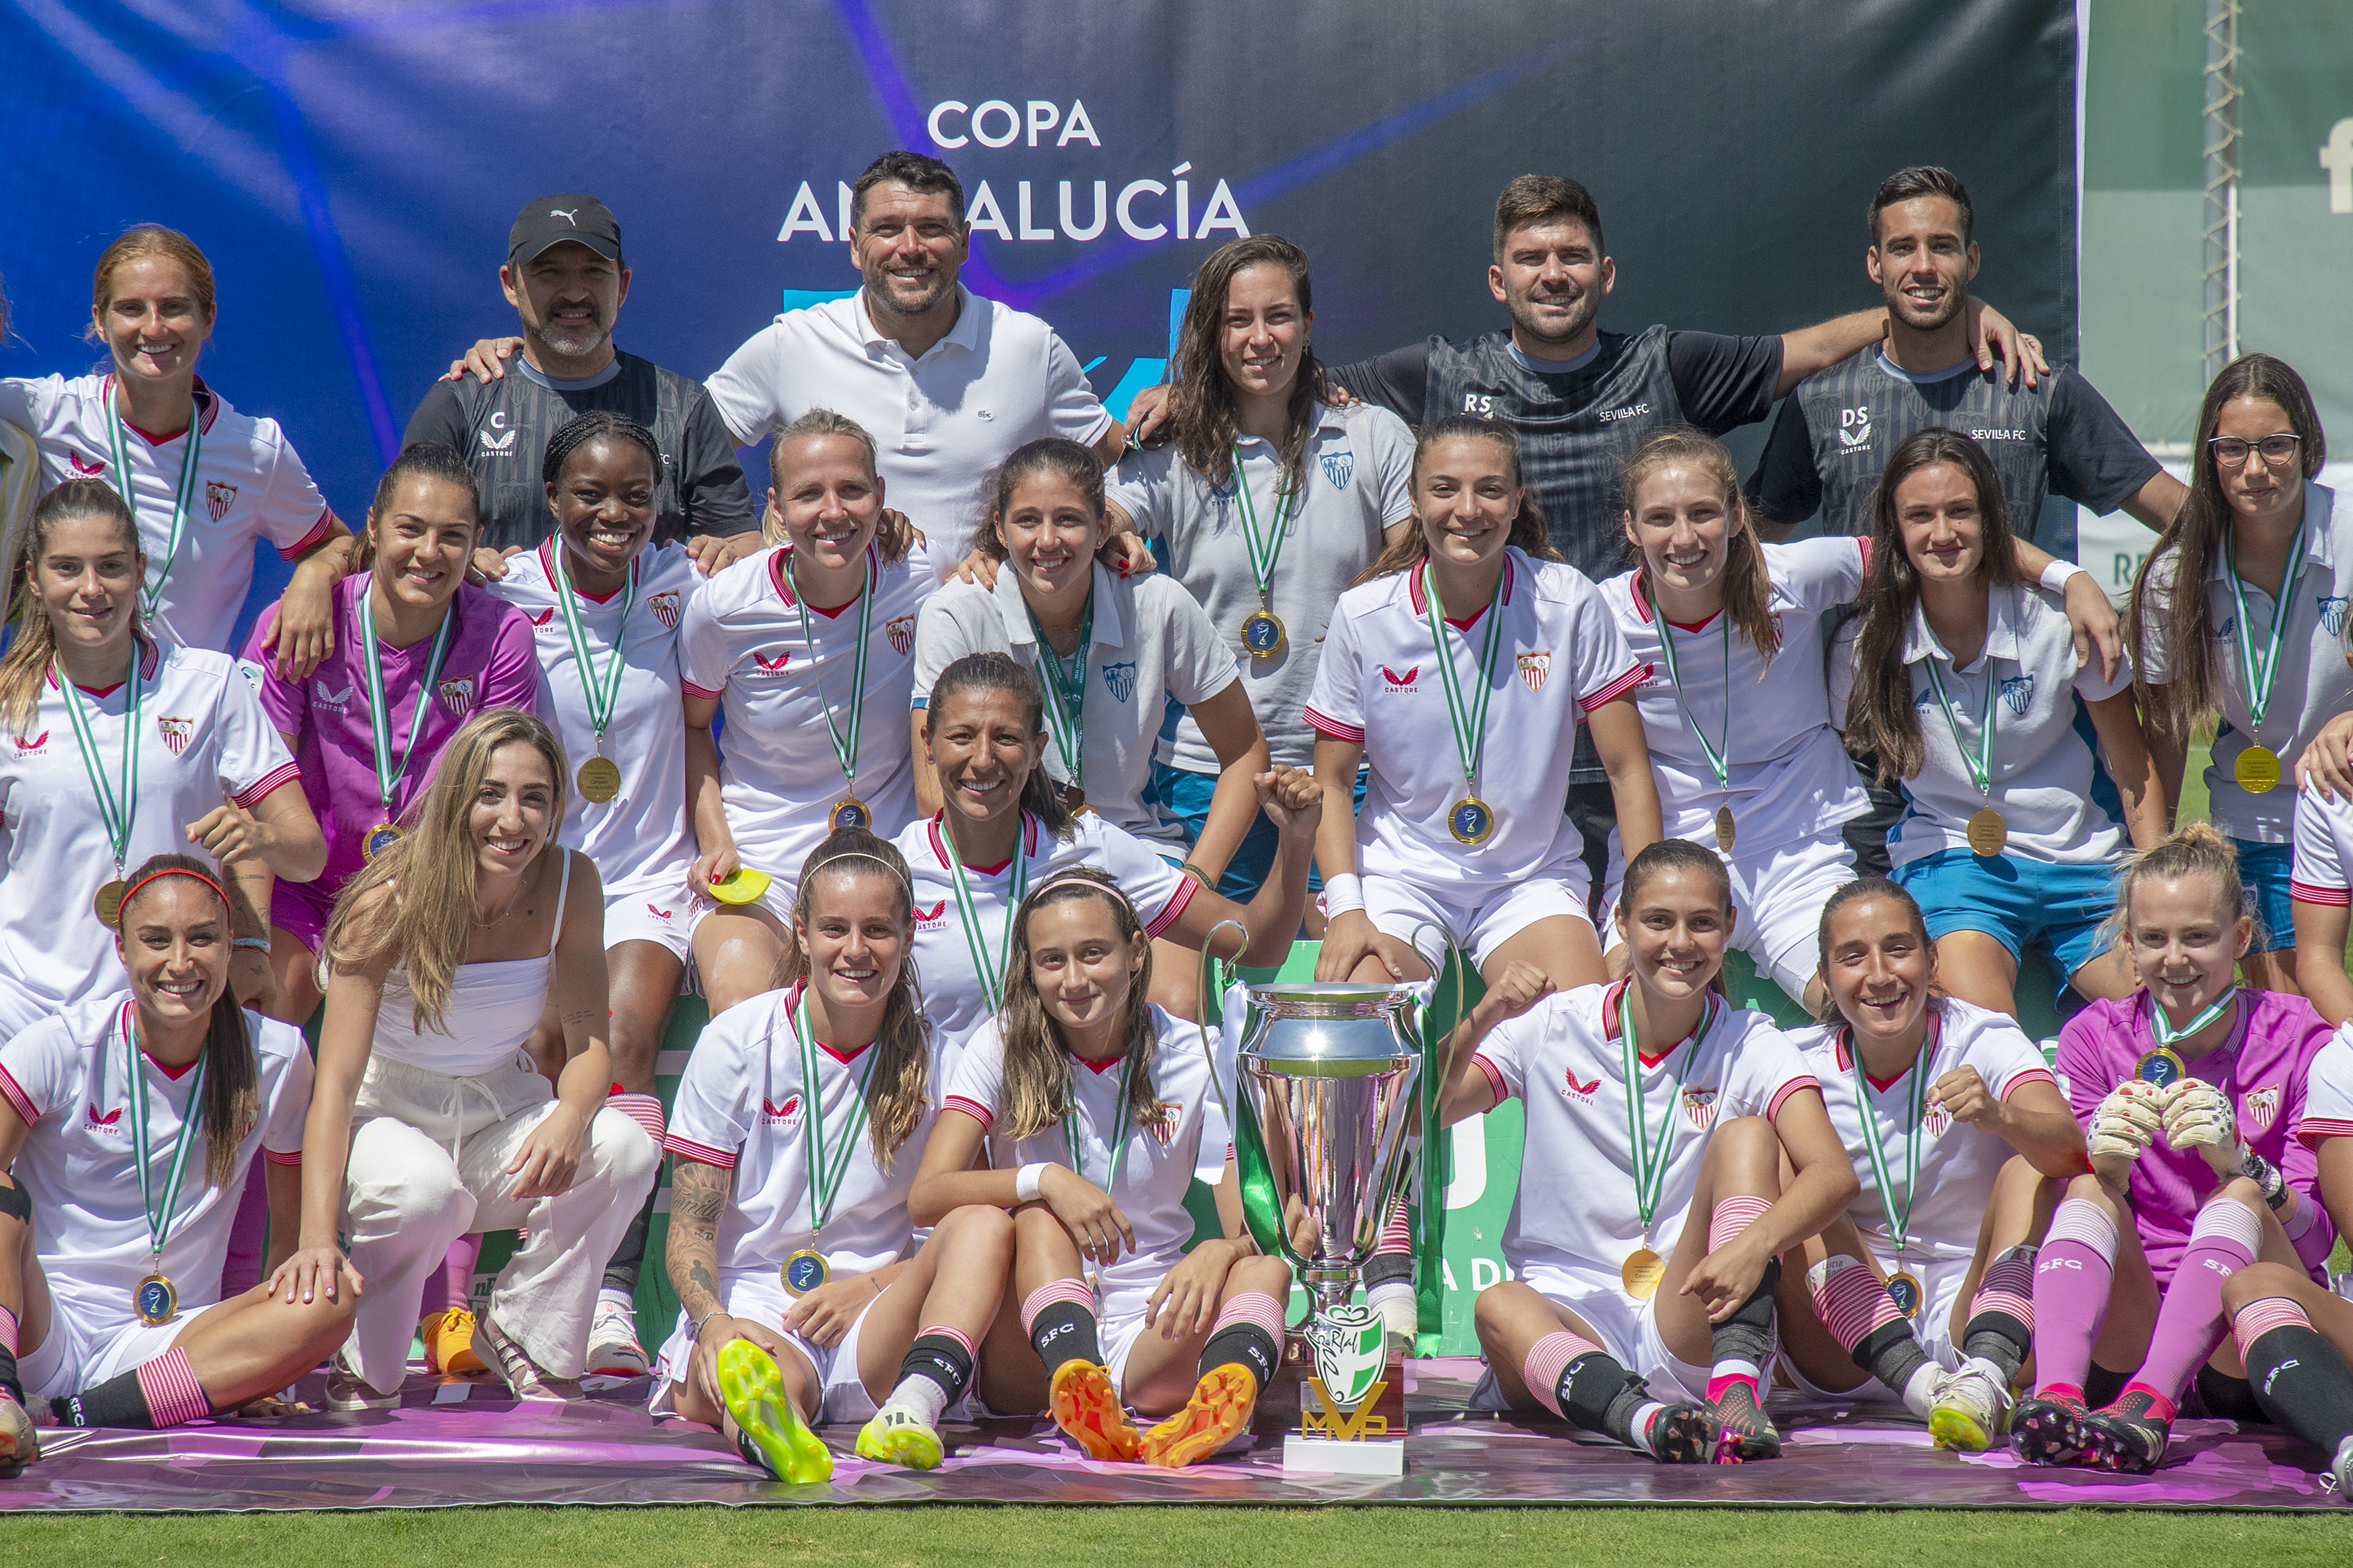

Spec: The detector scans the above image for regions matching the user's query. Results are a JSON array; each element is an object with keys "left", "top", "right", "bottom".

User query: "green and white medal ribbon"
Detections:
[
  {"left": 945, "top": 819, "right": 1030, "bottom": 1015},
  {"left": 1616, "top": 987, "right": 1714, "bottom": 1299},
  {"left": 1923, "top": 649, "right": 2010, "bottom": 857},
  {"left": 1027, "top": 594, "right": 1093, "bottom": 808},
  {"left": 356, "top": 585, "right": 457, "bottom": 849},
  {"left": 1645, "top": 582, "right": 1735, "bottom": 850},
  {"left": 123, "top": 1001, "right": 207, "bottom": 1324},
  {"left": 1064, "top": 1052, "right": 1139, "bottom": 1193},
  {"left": 793, "top": 550, "right": 875, "bottom": 826},
  {"left": 2221, "top": 515, "right": 2309, "bottom": 795},
  {"left": 1418, "top": 559, "right": 1508, "bottom": 845},
  {"left": 793, "top": 988, "right": 878, "bottom": 1234},
  {"left": 1230, "top": 447, "right": 1298, "bottom": 657},
  {"left": 60, "top": 642, "right": 144, "bottom": 922},
  {"left": 1848, "top": 1029, "right": 1929, "bottom": 1265},
  {"left": 2139, "top": 986, "right": 2238, "bottom": 1087},
  {"left": 549, "top": 543, "right": 637, "bottom": 772},
  {"left": 103, "top": 383, "right": 203, "bottom": 620}
]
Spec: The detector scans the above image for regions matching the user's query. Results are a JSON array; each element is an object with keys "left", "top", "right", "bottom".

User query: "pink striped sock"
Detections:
[
  {"left": 0, "top": 1303, "right": 16, "bottom": 1358},
  {"left": 1522, "top": 1331, "right": 1604, "bottom": 1419},
  {"left": 2232, "top": 1296, "right": 2313, "bottom": 1357},
  {"left": 917, "top": 1322, "right": 976, "bottom": 1358},
  {"left": 2032, "top": 1199, "right": 2119, "bottom": 1396},
  {"left": 1808, "top": 1255, "right": 1903, "bottom": 1353},
  {"left": 1375, "top": 1197, "right": 1412, "bottom": 1255},
  {"left": 1971, "top": 1253, "right": 2036, "bottom": 1331},
  {"left": 1708, "top": 1193, "right": 1773, "bottom": 1253},
  {"left": 1020, "top": 1277, "right": 1098, "bottom": 1335},
  {"left": 134, "top": 1348, "right": 212, "bottom": 1428},
  {"left": 1212, "top": 1291, "right": 1288, "bottom": 1342},
  {"left": 2133, "top": 1199, "right": 2263, "bottom": 1405},
  {"left": 606, "top": 1091, "right": 665, "bottom": 1146}
]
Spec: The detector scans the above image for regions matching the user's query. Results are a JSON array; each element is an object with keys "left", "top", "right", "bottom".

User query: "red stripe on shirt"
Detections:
[
  {"left": 2294, "top": 1116, "right": 2353, "bottom": 1146},
  {"left": 681, "top": 678, "right": 723, "bottom": 701},
  {"left": 274, "top": 507, "right": 335, "bottom": 560},
  {"left": 943, "top": 1095, "right": 994, "bottom": 1131},
  {"left": 234, "top": 760, "right": 303, "bottom": 809},
  {"left": 1471, "top": 1051, "right": 1510, "bottom": 1106},
  {"left": 1143, "top": 873, "right": 1197, "bottom": 939},
  {"left": 0, "top": 1064, "right": 37, "bottom": 1126},
  {"left": 1580, "top": 662, "right": 1647, "bottom": 714},
  {"left": 2289, "top": 880, "right": 2350, "bottom": 907},
  {"left": 1766, "top": 1075, "right": 1822, "bottom": 1121},
  {"left": 663, "top": 1134, "right": 738, "bottom": 1169},
  {"left": 1304, "top": 706, "right": 1364, "bottom": 743},
  {"left": 263, "top": 1146, "right": 303, "bottom": 1167},
  {"left": 2000, "top": 1067, "right": 2059, "bottom": 1101}
]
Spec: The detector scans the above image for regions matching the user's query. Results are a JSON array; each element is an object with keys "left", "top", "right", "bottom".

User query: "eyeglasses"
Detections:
[{"left": 2206, "top": 434, "right": 2302, "bottom": 467}]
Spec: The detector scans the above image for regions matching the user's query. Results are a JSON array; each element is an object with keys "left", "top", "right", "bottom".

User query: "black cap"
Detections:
[{"left": 508, "top": 194, "right": 622, "bottom": 266}]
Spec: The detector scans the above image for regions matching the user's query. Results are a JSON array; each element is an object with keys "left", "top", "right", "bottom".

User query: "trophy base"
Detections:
[
  {"left": 1257, "top": 1327, "right": 1408, "bottom": 1474},
  {"left": 1282, "top": 1433, "right": 1406, "bottom": 1476}
]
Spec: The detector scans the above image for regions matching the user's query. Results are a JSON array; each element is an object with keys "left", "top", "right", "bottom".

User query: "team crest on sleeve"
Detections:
[
  {"left": 1319, "top": 449, "right": 1355, "bottom": 490},
  {"left": 648, "top": 591, "right": 684, "bottom": 629},
  {"left": 1101, "top": 661, "right": 1137, "bottom": 703},
  {"left": 2242, "top": 1085, "right": 2281, "bottom": 1130},
  {"left": 204, "top": 481, "right": 237, "bottom": 521},
  {"left": 1516, "top": 651, "right": 1551, "bottom": 692},
  {"left": 2320, "top": 597, "right": 2349, "bottom": 638},
  {"left": 762, "top": 1092, "right": 805, "bottom": 1128},
  {"left": 437, "top": 676, "right": 476, "bottom": 716},
  {"left": 1562, "top": 1068, "right": 1599, "bottom": 1103},
  {"left": 156, "top": 717, "right": 194, "bottom": 756},
  {"left": 68, "top": 450, "right": 106, "bottom": 475},
  {"left": 886, "top": 614, "right": 916, "bottom": 656},
  {"left": 1380, "top": 666, "right": 1418, "bottom": 693},
  {"left": 1998, "top": 674, "right": 2034, "bottom": 716},
  {"left": 1681, "top": 1086, "right": 1718, "bottom": 1130}
]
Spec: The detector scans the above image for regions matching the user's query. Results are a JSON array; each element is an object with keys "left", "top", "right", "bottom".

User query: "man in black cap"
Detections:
[{"left": 405, "top": 192, "right": 759, "bottom": 575}]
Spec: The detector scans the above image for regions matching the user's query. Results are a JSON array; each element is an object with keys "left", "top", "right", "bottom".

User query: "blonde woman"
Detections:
[{"left": 278, "top": 710, "right": 659, "bottom": 1408}]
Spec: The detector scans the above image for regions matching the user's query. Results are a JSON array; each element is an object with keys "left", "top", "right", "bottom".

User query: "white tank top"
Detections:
[{"left": 370, "top": 852, "right": 574, "bottom": 1077}]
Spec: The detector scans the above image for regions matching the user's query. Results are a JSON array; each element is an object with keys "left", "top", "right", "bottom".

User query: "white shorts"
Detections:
[
  {"left": 1367, "top": 847, "right": 1594, "bottom": 972},
  {"left": 19, "top": 1302, "right": 186, "bottom": 1403},
  {"left": 1467, "top": 1259, "right": 1750, "bottom": 1411},
  {"left": 1777, "top": 1251, "right": 1973, "bottom": 1405},
  {"left": 603, "top": 873, "right": 696, "bottom": 961},
  {"left": 648, "top": 1265, "right": 881, "bottom": 1424},
  {"left": 1604, "top": 828, "right": 1855, "bottom": 1006}
]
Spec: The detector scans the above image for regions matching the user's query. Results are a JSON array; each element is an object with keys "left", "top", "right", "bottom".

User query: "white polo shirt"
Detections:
[
  {"left": 1107, "top": 400, "right": 1416, "bottom": 772},
  {"left": 944, "top": 1003, "right": 1214, "bottom": 1294},
  {"left": 2137, "top": 484, "right": 2352, "bottom": 845},
  {"left": 489, "top": 541, "right": 701, "bottom": 902},
  {"left": 2293, "top": 1030, "right": 2353, "bottom": 1146},
  {"left": 0, "top": 997, "right": 311, "bottom": 1334},
  {"left": 661, "top": 982, "right": 930, "bottom": 1279},
  {"left": 0, "top": 375, "right": 334, "bottom": 653},
  {"left": 1304, "top": 548, "right": 1644, "bottom": 894},
  {"left": 0, "top": 642, "right": 299, "bottom": 1021},
  {"left": 1830, "top": 582, "right": 2133, "bottom": 868},
  {"left": 1472, "top": 980, "right": 1817, "bottom": 1286},
  {"left": 1603, "top": 537, "right": 1871, "bottom": 854},
  {"left": 1796, "top": 1000, "right": 2058, "bottom": 1267},
  {"left": 909, "top": 562, "right": 1237, "bottom": 847},
  {"left": 678, "top": 541, "right": 933, "bottom": 890},
  {"left": 704, "top": 288, "right": 1113, "bottom": 570},
  {"left": 892, "top": 810, "right": 1193, "bottom": 1063}
]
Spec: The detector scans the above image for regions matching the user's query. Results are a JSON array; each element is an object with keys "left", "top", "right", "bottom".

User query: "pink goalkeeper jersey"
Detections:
[{"left": 2056, "top": 989, "right": 2336, "bottom": 1285}]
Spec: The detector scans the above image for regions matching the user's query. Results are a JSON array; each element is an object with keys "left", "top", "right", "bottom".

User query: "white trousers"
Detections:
[{"left": 342, "top": 1049, "right": 660, "bottom": 1392}]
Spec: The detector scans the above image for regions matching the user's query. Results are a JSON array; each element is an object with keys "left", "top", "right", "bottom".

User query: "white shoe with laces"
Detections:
[
  {"left": 2328, "top": 1434, "right": 2353, "bottom": 1502},
  {"left": 1929, "top": 1358, "right": 2013, "bottom": 1451},
  {"left": 1901, "top": 1360, "right": 1951, "bottom": 1422},
  {"left": 476, "top": 1310, "right": 572, "bottom": 1402},
  {"left": 586, "top": 1297, "right": 648, "bottom": 1378},
  {"left": 324, "top": 1356, "right": 401, "bottom": 1412}
]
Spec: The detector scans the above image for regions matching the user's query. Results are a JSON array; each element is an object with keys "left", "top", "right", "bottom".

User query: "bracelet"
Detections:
[
  {"left": 2241, "top": 1147, "right": 2291, "bottom": 1210},
  {"left": 690, "top": 1310, "right": 725, "bottom": 1341},
  {"left": 1321, "top": 873, "right": 1366, "bottom": 915},
  {"left": 1178, "top": 862, "right": 1214, "bottom": 890},
  {"left": 2038, "top": 558, "right": 2092, "bottom": 595},
  {"left": 1015, "top": 1162, "right": 1048, "bottom": 1203},
  {"left": 233, "top": 936, "right": 272, "bottom": 953}
]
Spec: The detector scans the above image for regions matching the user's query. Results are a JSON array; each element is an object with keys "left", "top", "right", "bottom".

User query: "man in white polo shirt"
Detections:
[{"left": 703, "top": 152, "right": 1127, "bottom": 571}]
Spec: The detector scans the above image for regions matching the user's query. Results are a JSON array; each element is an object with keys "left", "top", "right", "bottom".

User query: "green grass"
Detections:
[{"left": 6, "top": 1506, "right": 2349, "bottom": 1567}]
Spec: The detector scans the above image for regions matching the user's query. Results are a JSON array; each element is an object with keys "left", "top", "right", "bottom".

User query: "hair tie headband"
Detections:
[
  {"left": 114, "top": 867, "right": 229, "bottom": 930},
  {"left": 1027, "top": 871, "right": 1136, "bottom": 916},
  {"left": 807, "top": 850, "right": 913, "bottom": 891}
]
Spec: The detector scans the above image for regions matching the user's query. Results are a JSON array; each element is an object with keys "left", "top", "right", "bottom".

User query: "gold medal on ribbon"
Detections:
[
  {"left": 134, "top": 1271, "right": 178, "bottom": 1326},
  {"left": 1241, "top": 608, "right": 1287, "bottom": 659},
  {"left": 576, "top": 755, "right": 622, "bottom": 803},
  {"left": 1621, "top": 1247, "right": 1666, "bottom": 1300},
  {"left": 1713, "top": 805, "right": 1736, "bottom": 854},
  {"left": 2233, "top": 744, "right": 2282, "bottom": 795},
  {"left": 1886, "top": 1269, "right": 1924, "bottom": 1321},
  {"left": 827, "top": 796, "right": 872, "bottom": 832},
  {"left": 781, "top": 1247, "right": 831, "bottom": 1297},
  {"left": 1964, "top": 808, "right": 2008, "bottom": 858},
  {"left": 94, "top": 878, "right": 129, "bottom": 927},
  {"left": 1448, "top": 796, "right": 1496, "bottom": 846},
  {"left": 1060, "top": 781, "right": 1091, "bottom": 817},
  {"left": 2135, "top": 1047, "right": 2187, "bottom": 1088},
  {"left": 364, "top": 823, "right": 404, "bottom": 861}
]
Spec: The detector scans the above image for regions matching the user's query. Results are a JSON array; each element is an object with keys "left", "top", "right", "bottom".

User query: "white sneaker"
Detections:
[
  {"left": 476, "top": 1310, "right": 572, "bottom": 1402},
  {"left": 1929, "top": 1359, "right": 2013, "bottom": 1451},
  {"left": 2327, "top": 1434, "right": 2353, "bottom": 1502},
  {"left": 1901, "top": 1360, "right": 1951, "bottom": 1422},
  {"left": 586, "top": 1298, "right": 648, "bottom": 1378},
  {"left": 324, "top": 1356, "right": 401, "bottom": 1412},
  {"left": 0, "top": 1395, "right": 39, "bottom": 1472}
]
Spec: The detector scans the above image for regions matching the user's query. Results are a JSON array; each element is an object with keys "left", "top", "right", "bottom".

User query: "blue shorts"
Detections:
[
  {"left": 2233, "top": 838, "right": 2294, "bottom": 955},
  {"left": 1891, "top": 847, "right": 2121, "bottom": 988},
  {"left": 1150, "top": 762, "right": 1365, "bottom": 901}
]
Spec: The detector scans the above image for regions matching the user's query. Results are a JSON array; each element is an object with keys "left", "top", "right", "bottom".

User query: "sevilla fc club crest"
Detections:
[
  {"left": 762, "top": 1092, "right": 804, "bottom": 1127},
  {"left": 437, "top": 676, "right": 476, "bottom": 716},
  {"left": 156, "top": 717, "right": 193, "bottom": 756},
  {"left": 1562, "top": 1069, "right": 1599, "bottom": 1102},
  {"left": 2243, "top": 1086, "right": 2281, "bottom": 1130},
  {"left": 886, "top": 614, "right": 915, "bottom": 656},
  {"left": 1682, "top": 1085, "right": 1719, "bottom": 1130},
  {"left": 1147, "top": 1102, "right": 1181, "bottom": 1147},
  {"left": 1924, "top": 1103, "right": 1952, "bottom": 1137},
  {"left": 647, "top": 591, "right": 683, "bottom": 629},
  {"left": 205, "top": 480, "right": 237, "bottom": 521},
  {"left": 1517, "top": 651, "right": 1552, "bottom": 692},
  {"left": 68, "top": 451, "right": 106, "bottom": 476}
]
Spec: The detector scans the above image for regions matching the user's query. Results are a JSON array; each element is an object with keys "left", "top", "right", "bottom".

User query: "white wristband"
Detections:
[
  {"left": 1321, "top": 873, "right": 1366, "bottom": 915},
  {"left": 1015, "top": 1163, "right": 1047, "bottom": 1203},
  {"left": 2039, "top": 559, "right": 2092, "bottom": 595}
]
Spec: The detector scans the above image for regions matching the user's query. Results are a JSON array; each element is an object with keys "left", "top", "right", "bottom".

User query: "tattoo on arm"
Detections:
[
  {"left": 685, "top": 1259, "right": 722, "bottom": 1322},
  {"left": 664, "top": 1159, "right": 733, "bottom": 1319},
  {"left": 561, "top": 1008, "right": 598, "bottom": 1026}
]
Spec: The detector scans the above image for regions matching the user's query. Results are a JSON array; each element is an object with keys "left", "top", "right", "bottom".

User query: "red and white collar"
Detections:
[
  {"left": 102, "top": 374, "right": 220, "bottom": 442},
  {"left": 770, "top": 541, "right": 880, "bottom": 611},
  {"left": 926, "top": 809, "right": 1038, "bottom": 873},
  {"left": 1406, "top": 550, "right": 1517, "bottom": 618}
]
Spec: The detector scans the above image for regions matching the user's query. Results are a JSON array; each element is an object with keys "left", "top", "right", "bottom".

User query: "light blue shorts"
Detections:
[
  {"left": 2232, "top": 838, "right": 2294, "bottom": 955},
  {"left": 1891, "top": 847, "right": 2121, "bottom": 987}
]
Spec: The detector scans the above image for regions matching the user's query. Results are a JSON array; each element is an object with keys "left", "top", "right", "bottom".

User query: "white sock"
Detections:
[
  {"left": 1366, "top": 1280, "right": 1416, "bottom": 1340},
  {"left": 597, "top": 1288, "right": 636, "bottom": 1314},
  {"left": 883, "top": 1373, "right": 950, "bottom": 1430},
  {"left": 1902, "top": 1360, "right": 1945, "bottom": 1420},
  {"left": 1631, "top": 1401, "right": 1668, "bottom": 1454}
]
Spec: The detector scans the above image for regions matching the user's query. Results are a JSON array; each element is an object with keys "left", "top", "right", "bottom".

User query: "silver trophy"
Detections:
[{"left": 1236, "top": 981, "right": 1423, "bottom": 1473}]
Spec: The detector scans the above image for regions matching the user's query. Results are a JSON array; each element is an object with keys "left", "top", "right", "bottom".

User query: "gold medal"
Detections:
[
  {"left": 364, "top": 823, "right": 404, "bottom": 861},
  {"left": 1240, "top": 608, "right": 1287, "bottom": 659},
  {"left": 1447, "top": 795, "right": 1495, "bottom": 846},
  {"left": 2233, "top": 744, "right": 2282, "bottom": 794},
  {"left": 576, "top": 755, "right": 622, "bottom": 803},
  {"left": 2136, "top": 1047, "right": 2187, "bottom": 1088},
  {"left": 94, "top": 878, "right": 128, "bottom": 927},
  {"left": 134, "top": 1272, "right": 178, "bottom": 1326},
  {"left": 827, "top": 797, "right": 872, "bottom": 832},
  {"left": 707, "top": 867, "right": 772, "bottom": 906},
  {"left": 1620, "top": 1247, "right": 1666, "bottom": 1300},
  {"left": 1060, "top": 780, "right": 1091, "bottom": 816},
  {"left": 1964, "top": 807, "right": 2008, "bottom": 858},
  {"left": 1886, "top": 1269, "right": 1924, "bottom": 1321},
  {"left": 1713, "top": 805, "right": 1736, "bottom": 854},
  {"left": 781, "top": 1248, "right": 830, "bottom": 1297}
]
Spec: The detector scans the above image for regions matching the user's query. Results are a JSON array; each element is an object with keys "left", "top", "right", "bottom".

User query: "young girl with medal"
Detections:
[
  {"left": 0, "top": 226, "right": 357, "bottom": 672},
  {"left": 898, "top": 652, "right": 1321, "bottom": 1067},
  {"left": 911, "top": 436, "right": 1268, "bottom": 1016},
  {"left": 1433, "top": 840, "right": 1853, "bottom": 1462},
  {"left": 1777, "top": 878, "right": 2083, "bottom": 1450},
  {"left": 679, "top": 410, "right": 934, "bottom": 1016},
  {"left": 658, "top": 831, "right": 1013, "bottom": 1483},
  {"left": 279, "top": 711, "right": 659, "bottom": 1408},
  {"left": 1600, "top": 429, "right": 1871, "bottom": 1012},
  {"left": 0, "top": 854, "right": 340, "bottom": 1466},
  {"left": 485, "top": 412, "right": 704, "bottom": 1376},
  {"left": 0, "top": 480, "right": 321, "bottom": 1038},
  {"left": 882, "top": 869, "right": 1291, "bottom": 1470},
  {"left": 2014, "top": 825, "right": 2336, "bottom": 1472},
  {"left": 1307, "top": 416, "right": 1661, "bottom": 991},
  {"left": 1100, "top": 235, "right": 1417, "bottom": 910},
  {"left": 2129, "top": 355, "right": 2341, "bottom": 996},
  {"left": 1831, "top": 429, "right": 2166, "bottom": 1019}
]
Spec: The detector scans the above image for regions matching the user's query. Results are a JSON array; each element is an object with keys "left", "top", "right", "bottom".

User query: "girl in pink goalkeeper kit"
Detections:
[{"left": 2015, "top": 825, "right": 2337, "bottom": 1473}]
